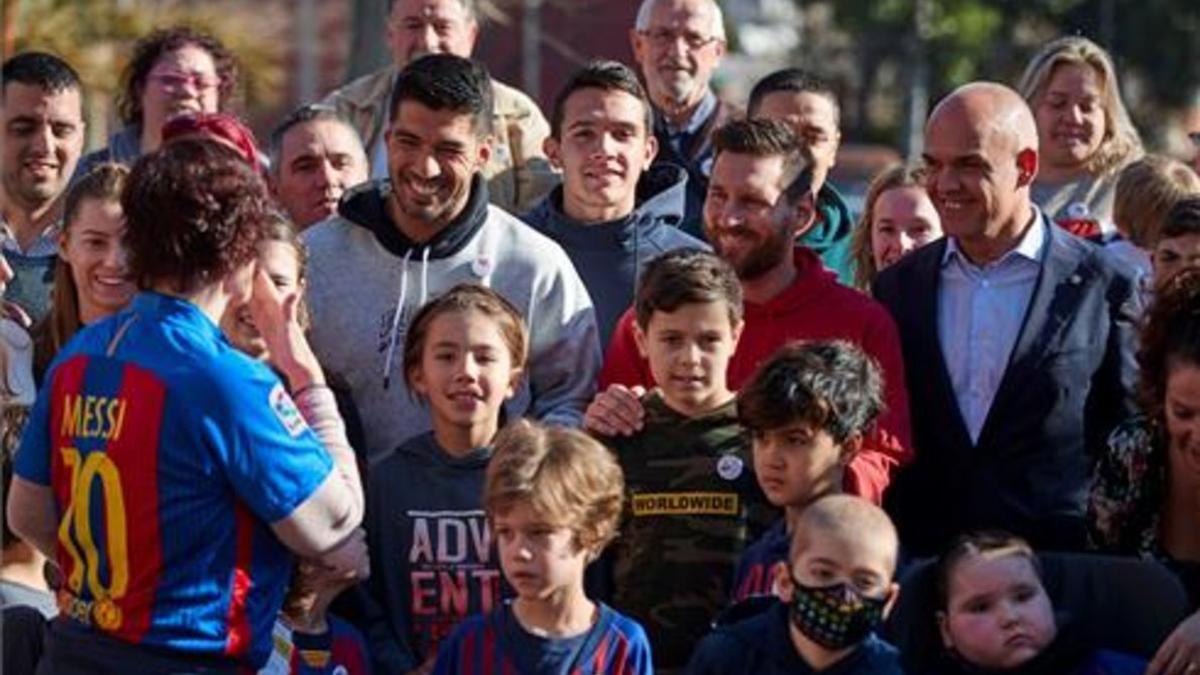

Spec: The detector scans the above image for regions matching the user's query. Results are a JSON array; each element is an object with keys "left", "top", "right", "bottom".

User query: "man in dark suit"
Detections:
[{"left": 874, "top": 82, "right": 1141, "bottom": 555}]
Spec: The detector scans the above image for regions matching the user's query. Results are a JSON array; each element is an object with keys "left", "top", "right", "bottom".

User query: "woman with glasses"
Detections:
[{"left": 73, "top": 26, "right": 237, "bottom": 181}]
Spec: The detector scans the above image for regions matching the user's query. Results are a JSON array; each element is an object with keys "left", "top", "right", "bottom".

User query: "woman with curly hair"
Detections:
[
  {"left": 74, "top": 25, "right": 239, "bottom": 178},
  {"left": 1089, "top": 268, "right": 1200, "bottom": 674},
  {"left": 1018, "top": 36, "right": 1144, "bottom": 239},
  {"left": 7, "top": 140, "right": 365, "bottom": 672}
]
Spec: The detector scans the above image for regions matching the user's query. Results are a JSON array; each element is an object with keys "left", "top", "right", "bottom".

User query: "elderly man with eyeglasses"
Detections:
[{"left": 631, "top": 0, "right": 737, "bottom": 235}]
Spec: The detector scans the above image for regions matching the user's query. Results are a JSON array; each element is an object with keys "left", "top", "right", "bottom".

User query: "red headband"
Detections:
[{"left": 161, "top": 112, "right": 263, "bottom": 170}]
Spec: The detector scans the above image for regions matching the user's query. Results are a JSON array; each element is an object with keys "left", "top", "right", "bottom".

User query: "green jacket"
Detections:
[{"left": 799, "top": 182, "right": 856, "bottom": 286}]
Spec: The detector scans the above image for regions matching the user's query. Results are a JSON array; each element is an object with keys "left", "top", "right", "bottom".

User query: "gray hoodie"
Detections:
[
  {"left": 302, "top": 176, "right": 600, "bottom": 462},
  {"left": 524, "top": 164, "right": 707, "bottom": 350}
]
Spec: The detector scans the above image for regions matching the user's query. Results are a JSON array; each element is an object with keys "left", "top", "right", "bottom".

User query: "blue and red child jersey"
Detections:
[
  {"left": 260, "top": 615, "right": 371, "bottom": 675},
  {"left": 433, "top": 601, "right": 652, "bottom": 675},
  {"left": 14, "top": 292, "right": 334, "bottom": 668},
  {"left": 731, "top": 519, "right": 790, "bottom": 602}
]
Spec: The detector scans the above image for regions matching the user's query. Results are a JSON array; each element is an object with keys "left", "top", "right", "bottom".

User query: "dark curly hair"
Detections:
[
  {"left": 122, "top": 139, "right": 271, "bottom": 294},
  {"left": 1138, "top": 268, "right": 1200, "bottom": 422},
  {"left": 117, "top": 26, "right": 238, "bottom": 128},
  {"left": 738, "top": 340, "right": 884, "bottom": 443}
]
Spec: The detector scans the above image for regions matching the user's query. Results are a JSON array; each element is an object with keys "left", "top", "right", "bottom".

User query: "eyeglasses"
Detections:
[
  {"left": 638, "top": 27, "right": 721, "bottom": 51},
  {"left": 149, "top": 71, "right": 221, "bottom": 93}
]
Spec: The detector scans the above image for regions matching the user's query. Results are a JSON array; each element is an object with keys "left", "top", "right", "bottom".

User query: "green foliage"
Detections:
[{"left": 820, "top": 0, "right": 1199, "bottom": 141}]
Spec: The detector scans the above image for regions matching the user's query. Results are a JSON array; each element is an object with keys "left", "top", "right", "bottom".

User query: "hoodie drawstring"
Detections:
[
  {"left": 382, "top": 248, "right": 415, "bottom": 390},
  {"left": 419, "top": 246, "right": 431, "bottom": 307}
]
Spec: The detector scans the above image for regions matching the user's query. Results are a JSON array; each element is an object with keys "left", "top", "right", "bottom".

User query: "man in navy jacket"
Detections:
[{"left": 873, "top": 82, "right": 1140, "bottom": 555}]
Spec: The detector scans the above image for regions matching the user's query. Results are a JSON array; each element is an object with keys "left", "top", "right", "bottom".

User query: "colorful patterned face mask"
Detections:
[{"left": 788, "top": 575, "right": 888, "bottom": 650}]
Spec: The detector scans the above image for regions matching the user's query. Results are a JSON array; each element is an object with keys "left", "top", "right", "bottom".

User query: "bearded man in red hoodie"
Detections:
[{"left": 588, "top": 119, "right": 911, "bottom": 503}]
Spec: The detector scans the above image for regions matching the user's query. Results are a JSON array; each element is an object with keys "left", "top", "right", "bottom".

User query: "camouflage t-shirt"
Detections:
[{"left": 603, "top": 391, "right": 774, "bottom": 670}]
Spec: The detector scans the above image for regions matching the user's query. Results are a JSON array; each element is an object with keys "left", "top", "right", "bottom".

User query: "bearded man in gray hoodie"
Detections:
[{"left": 303, "top": 54, "right": 600, "bottom": 462}]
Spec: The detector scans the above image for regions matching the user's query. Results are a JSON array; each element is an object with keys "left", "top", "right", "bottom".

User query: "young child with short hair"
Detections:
[
  {"left": 731, "top": 340, "right": 885, "bottom": 602},
  {"left": 433, "top": 420, "right": 652, "bottom": 674},
  {"left": 687, "top": 494, "right": 904, "bottom": 674},
  {"left": 932, "top": 531, "right": 1145, "bottom": 675},
  {"left": 1108, "top": 155, "right": 1200, "bottom": 296},
  {"left": 600, "top": 248, "right": 774, "bottom": 672},
  {"left": 364, "top": 283, "right": 527, "bottom": 674}
]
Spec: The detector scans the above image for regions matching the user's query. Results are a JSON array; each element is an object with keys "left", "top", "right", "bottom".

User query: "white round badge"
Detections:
[
  {"left": 472, "top": 255, "right": 493, "bottom": 278},
  {"left": 716, "top": 454, "right": 744, "bottom": 481}
]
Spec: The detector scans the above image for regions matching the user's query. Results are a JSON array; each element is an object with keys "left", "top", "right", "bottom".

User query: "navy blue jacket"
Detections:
[
  {"left": 525, "top": 164, "right": 707, "bottom": 349},
  {"left": 873, "top": 213, "right": 1141, "bottom": 555},
  {"left": 686, "top": 601, "right": 905, "bottom": 675}
]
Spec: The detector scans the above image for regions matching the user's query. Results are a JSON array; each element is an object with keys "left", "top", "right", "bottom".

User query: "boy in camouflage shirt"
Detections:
[{"left": 598, "top": 249, "right": 774, "bottom": 672}]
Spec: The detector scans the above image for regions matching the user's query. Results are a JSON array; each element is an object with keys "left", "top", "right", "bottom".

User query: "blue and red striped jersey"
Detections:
[
  {"left": 270, "top": 615, "right": 371, "bottom": 675},
  {"left": 432, "top": 601, "right": 652, "bottom": 675},
  {"left": 14, "top": 292, "right": 334, "bottom": 668}
]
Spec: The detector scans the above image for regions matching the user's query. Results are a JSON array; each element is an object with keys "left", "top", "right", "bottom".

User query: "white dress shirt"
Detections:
[{"left": 938, "top": 214, "right": 1046, "bottom": 442}]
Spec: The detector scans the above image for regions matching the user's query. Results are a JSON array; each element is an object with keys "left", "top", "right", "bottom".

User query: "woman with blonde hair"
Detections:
[
  {"left": 851, "top": 164, "right": 942, "bottom": 291},
  {"left": 1018, "top": 36, "right": 1144, "bottom": 238}
]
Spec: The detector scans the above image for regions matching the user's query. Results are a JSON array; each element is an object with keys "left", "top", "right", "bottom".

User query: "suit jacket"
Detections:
[{"left": 873, "top": 214, "right": 1141, "bottom": 555}]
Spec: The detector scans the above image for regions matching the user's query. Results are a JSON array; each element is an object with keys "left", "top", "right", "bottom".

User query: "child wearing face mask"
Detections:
[
  {"left": 932, "top": 531, "right": 1145, "bottom": 675},
  {"left": 686, "top": 494, "right": 904, "bottom": 674}
]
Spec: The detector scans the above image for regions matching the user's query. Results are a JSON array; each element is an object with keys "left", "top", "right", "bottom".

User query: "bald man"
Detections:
[{"left": 873, "top": 82, "right": 1140, "bottom": 555}]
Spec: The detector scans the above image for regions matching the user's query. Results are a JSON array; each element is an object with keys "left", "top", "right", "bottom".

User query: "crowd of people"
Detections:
[{"left": 3, "top": 0, "right": 1200, "bottom": 673}]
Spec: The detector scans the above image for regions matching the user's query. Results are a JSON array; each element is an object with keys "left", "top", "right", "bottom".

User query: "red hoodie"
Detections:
[{"left": 599, "top": 248, "right": 912, "bottom": 503}]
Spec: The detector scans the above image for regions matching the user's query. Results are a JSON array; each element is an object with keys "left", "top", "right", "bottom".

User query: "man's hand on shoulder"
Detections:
[{"left": 584, "top": 384, "right": 647, "bottom": 437}]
